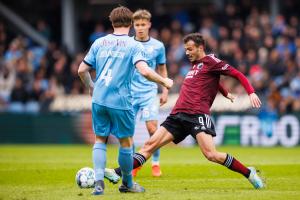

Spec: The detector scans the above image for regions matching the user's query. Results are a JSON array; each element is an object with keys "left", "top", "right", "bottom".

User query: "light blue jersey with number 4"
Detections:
[{"left": 84, "top": 34, "right": 146, "bottom": 110}]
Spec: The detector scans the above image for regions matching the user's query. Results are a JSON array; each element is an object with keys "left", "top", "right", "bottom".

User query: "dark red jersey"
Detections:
[{"left": 171, "top": 54, "right": 254, "bottom": 115}]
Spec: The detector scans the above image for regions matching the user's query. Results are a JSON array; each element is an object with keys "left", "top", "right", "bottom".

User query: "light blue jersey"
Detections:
[
  {"left": 84, "top": 34, "right": 146, "bottom": 110},
  {"left": 84, "top": 34, "right": 146, "bottom": 138},
  {"left": 131, "top": 37, "right": 166, "bottom": 97}
]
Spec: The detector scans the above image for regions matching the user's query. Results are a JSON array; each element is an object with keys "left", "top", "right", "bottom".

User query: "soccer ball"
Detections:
[{"left": 75, "top": 167, "right": 95, "bottom": 188}]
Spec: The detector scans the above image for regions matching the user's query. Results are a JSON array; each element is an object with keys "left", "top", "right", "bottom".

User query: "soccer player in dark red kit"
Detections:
[{"left": 105, "top": 33, "right": 264, "bottom": 189}]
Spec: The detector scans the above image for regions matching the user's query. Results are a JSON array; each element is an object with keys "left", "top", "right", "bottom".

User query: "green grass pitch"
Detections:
[{"left": 0, "top": 145, "right": 300, "bottom": 200}]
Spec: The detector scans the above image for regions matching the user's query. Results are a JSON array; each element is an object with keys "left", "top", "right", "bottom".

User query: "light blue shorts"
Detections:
[
  {"left": 132, "top": 95, "right": 159, "bottom": 122},
  {"left": 92, "top": 103, "right": 135, "bottom": 139}
]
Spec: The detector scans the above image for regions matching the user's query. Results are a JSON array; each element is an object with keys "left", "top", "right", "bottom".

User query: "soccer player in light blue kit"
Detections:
[
  {"left": 78, "top": 6, "right": 173, "bottom": 195},
  {"left": 131, "top": 9, "right": 168, "bottom": 177}
]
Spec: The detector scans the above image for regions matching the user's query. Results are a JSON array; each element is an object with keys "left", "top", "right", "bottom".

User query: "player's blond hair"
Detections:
[{"left": 133, "top": 9, "right": 151, "bottom": 21}]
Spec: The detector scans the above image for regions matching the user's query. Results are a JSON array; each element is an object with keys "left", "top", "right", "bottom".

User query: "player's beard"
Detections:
[{"left": 188, "top": 54, "right": 196, "bottom": 62}]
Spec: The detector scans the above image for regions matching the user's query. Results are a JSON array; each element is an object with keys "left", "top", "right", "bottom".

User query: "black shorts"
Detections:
[{"left": 161, "top": 112, "right": 216, "bottom": 144}]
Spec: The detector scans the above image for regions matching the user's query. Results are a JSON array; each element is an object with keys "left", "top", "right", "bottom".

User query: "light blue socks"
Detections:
[
  {"left": 118, "top": 147, "right": 133, "bottom": 188},
  {"left": 152, "top": 148, "right": 160, "bottom": 165},
  {"left": 93, "top": 142, "right": 107, "bottom": 181}
]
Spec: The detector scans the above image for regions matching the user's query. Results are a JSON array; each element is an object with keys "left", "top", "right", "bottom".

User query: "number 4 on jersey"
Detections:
[{"left": 100, "top": 59, "right": 113, "bottom": 86}]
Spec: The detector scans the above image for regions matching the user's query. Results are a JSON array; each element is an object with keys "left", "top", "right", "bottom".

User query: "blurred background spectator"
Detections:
[{"left": 1, "top": 0, "right": 300, "bottom": 114}]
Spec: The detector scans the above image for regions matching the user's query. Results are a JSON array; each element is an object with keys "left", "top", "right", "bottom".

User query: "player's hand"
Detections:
[
  {"left": 249, "top": 93, "right": 261, "bottom": 108},
  {"left": 163, "top": 78, "right": 173, "bottom": 89},
  {"left": 226, "top": 93, "right": 235, "bottom": 103},
  {"left": 89, "top": 85, "right": 94, "bottom": 97},
  {"left": 160, "top": 89, "right": 169, "bottom": 106}
]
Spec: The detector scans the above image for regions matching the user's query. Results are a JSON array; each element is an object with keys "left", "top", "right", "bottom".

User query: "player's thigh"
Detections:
[
  {"left": 195, "top": 132, "right": 217, "bottom": 154},
  {"left": 91, "top": 103, "right": 110, "bottom": 137},
  {"left": 108, "top": 108, "right": 135, "bottom": 139},
  {"left": 140, "top": 126, "right": 174, "bottom": 155},
  {"left": 150, "top": 126, "right": 174, "bottom": 147},
  {"left": 161, "top": 114, "right": 188, "bottom": 144}
]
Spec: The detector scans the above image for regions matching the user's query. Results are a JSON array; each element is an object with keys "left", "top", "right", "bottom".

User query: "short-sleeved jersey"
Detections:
[
  {"left": 171, "top": 54, "right": 254, "bottom": 115},
  {"left": 84, "top": 34, "right": 146, "bottom": 110},
  {"left": 131, "top": 37, "right": 166, "bottom": 97}
]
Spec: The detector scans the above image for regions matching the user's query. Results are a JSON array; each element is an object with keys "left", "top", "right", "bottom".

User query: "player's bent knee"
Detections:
[
  {"left": 146, "top": 124, "right": 157, "bottom": 135},
  {"left": 148, "top": 128, "right": 157, "bottom": 136}
]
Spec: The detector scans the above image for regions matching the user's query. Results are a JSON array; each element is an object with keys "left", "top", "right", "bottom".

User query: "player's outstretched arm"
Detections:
[
  {"left": 227, "top": 69, "right": 261, "bottom": 108},
  {"left": 224, "top": 67, "right": 262, "bottom": 106},
  {"left": 136, "top": 61, "right": 173, "bottom": 89},
  {"left": 78, "top": 61, "right": 94, "bottom": 96},
  {"left": 249, "top": 93, "right": 261, "bottom": 108}
]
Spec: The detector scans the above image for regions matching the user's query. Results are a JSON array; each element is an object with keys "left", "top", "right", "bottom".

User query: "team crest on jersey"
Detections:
[
  {"left": 196, "top": 63, "right": 203, "bottom": 70},
  {"left": 193, "top": 63, "right": 203, "bottom": 70}
]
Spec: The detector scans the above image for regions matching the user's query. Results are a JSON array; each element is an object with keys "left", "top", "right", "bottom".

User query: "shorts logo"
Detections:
[
  {"left": 142, "top": 108, "right": 150, "bottom": 118},
  {"left": 194, "top": 125, "right": 206, "bottom": 131}
]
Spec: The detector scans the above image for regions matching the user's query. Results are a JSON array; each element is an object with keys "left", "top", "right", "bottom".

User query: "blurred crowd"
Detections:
[
  {"left": 1, "top": 3, "right": 300, "bottom": 115},
  {"left": 0, "top": 20, "right": 85, "bottom": 112}
]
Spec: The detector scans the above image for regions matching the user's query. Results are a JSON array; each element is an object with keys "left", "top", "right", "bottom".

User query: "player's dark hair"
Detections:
[
  {"left": 183, "top": 33, "right": 205, "bottom": 47},
  {"left": 109, "top": 6, "right": 133, "bottom": 28}
]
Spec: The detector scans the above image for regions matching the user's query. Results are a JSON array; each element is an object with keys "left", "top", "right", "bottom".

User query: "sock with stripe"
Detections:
[
  {"left": 223, "top": 154, "right": 251, "bottom": 178},
  {"left": 114, "top": 152, "right": 147, "bottom": 177}
]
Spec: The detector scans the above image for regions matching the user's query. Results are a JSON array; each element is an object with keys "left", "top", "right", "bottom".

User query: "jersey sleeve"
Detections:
[
  {"left": 157, "top": 43, "right": 166, "bottom": 65},
  {"left": 206, "top": 54, "right": 235, "bottom": 75},
  {"left": 208, "top": 55, "right": 255, "bottom": 95},
  {"left": 83, "top": 41, "right": 98, "bottom": 69},
  {"left": 132, "top": 42, "right": 147, "bottom": 66}
]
